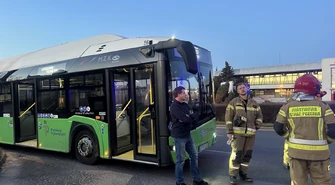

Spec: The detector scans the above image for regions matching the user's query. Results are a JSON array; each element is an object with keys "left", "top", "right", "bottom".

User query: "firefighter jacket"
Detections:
[
  {"left": 225, "top": 96, "right": 263, "bottom": 136},
  {"left": 274, "top": 99, "right": 335, "bottom": 161}
]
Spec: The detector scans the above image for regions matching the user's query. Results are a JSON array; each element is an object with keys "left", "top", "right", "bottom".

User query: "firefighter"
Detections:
[
  {"left": 225, "top": 82, "right": 263, "bottom": 184},
  {"left": 274, "top": 74, "right": 335, "bottom": 185},
  {"left": 282, "top": 90, "right": 328, "bottom": 170}
]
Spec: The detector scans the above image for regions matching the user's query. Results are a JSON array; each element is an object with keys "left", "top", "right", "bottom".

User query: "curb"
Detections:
[{"left": 0, "top": 148, "right": 7, "bottom": 168}]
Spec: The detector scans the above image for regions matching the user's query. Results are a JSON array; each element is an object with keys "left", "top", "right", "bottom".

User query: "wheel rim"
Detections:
[{"left": 77, "top": 136, "right": 93, "bottom": 157}]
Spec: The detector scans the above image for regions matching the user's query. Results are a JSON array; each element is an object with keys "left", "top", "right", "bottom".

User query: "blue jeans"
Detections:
[{"left": 173, "top": 136, "right": 202, "bottom": 184}]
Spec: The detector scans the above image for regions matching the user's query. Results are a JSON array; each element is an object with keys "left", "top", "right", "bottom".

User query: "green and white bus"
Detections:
[{"left": 0, "top": 34, "right": 217, "bottom": 166}]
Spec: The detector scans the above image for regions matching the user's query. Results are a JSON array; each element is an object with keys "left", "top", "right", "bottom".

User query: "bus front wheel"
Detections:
[{"left": 74, "top": 130, "right": 99, "bottom": 165}]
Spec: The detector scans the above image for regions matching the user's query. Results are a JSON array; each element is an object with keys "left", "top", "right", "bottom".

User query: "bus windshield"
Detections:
[{"left": 168, "top": 48, "right": 215, "bottom": 125}]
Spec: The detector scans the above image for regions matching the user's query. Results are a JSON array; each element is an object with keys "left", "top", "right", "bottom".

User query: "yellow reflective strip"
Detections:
[
  {"left": 279, "top": 110, "right": 286, "bottom": 117},
  {"left": 282, "top": 132, "right": 289, "bottom": 139},
  {"left": 288, "top": 106, "right": 321, "bottom": 118},
  {"left": 288, "top": 142, "right": 329, "bottom": 151},
  {"left": 325, "top": 112, "right": 333, "bottom": 116},
  {"left": 328, "top": 136, "right": 335, "bottom": 142},
  {"left": 325, "top": 109, "right": 333, "bottom": 114},
  {"left": 227, "top": 104, "right": 234, "bottom": 110},
  {"left": 246, "top": 107, "right": 260, "bottom": 111},
  {"left": 226, "top": 121, "right": 232, "bottom": 124},
  {"left": 318, "top": 118, "right": 324, "bottom": 140},
  {"left": 246, "top": 131, "right": 256, "bottom": 135},
  {"left": 233, "top": 129, "right": 255, "bottom": 135},
  {"left": 288, "top": 119, "right": 295, "bottom": 138},
  {"left": 236, "top": 107, "right": 245, "bottom": 110},
  {"left": 279, "top": 112, "right": 286, "bottom": 117}
]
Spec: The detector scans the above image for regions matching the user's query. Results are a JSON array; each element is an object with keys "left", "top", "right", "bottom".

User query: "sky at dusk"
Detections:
[{"left": 0, "top": 0, "right": 334, "bottom": 71}]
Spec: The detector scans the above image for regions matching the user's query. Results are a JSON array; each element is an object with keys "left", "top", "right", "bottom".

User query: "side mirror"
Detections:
[
  {"left": 176, "top": 41, "right": 198, "bottom": 74},
  {"left": 147, "top": 39, "right": 199, "bottom": 74}
]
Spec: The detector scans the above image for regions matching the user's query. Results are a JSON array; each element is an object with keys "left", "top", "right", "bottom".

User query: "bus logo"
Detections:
[{"left": 112, "top": 55, "right": 120, "bottom": 61}]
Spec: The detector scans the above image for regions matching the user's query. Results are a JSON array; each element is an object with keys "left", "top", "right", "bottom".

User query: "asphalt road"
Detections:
[{"left": 0, "top": 127, "right": 334, "bottom": 185}]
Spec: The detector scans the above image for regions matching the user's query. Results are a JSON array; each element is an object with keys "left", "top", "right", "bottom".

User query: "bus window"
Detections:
[{"left": 0, "top": 83, "right": 12, "bottom": 116}]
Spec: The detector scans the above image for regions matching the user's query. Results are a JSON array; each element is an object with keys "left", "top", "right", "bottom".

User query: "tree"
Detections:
[
  {"left": 221, "top": 61, "right": 234, "bottom": 83},
  {"left": 214, "top": 61, "right": 234, "bottom": 98},
  {"left": 214, "top": 61, "right": 235, "bottom": 103},
  {"left": 214, "top": 61, "right": 248, "bottom": 104}
]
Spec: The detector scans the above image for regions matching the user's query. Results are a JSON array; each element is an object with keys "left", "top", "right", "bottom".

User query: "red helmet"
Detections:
[{"left": 294, "top": 74, "right": 321, "bottom": 95}]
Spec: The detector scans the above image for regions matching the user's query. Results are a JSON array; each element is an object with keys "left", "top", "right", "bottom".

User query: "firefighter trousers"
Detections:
[
  {"left": 290, "top": 158, "right": 332, "bottom": 185},
  {"left": 228, "top": 135, "right": 255, "bottom": 177}
]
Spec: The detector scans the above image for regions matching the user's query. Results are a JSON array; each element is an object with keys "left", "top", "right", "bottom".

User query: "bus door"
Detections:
[
  {"left": 110, "top": 65, "right": 157, "bottom": 162},
  {"left": 13, "top": 82, "right": 37, "bottom": 142},
  {"left": 110, "top": 68, "right": 133, "bottom": 155},
  {"left": 133, "top": 64, "right": 157, "bottom": 162}
]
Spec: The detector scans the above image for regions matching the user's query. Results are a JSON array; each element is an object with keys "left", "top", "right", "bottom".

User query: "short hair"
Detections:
[
  {"left": 173, "top": 86, "right": 185, "bottom": 98},
  {"left": 235, "top": 82, "right": 246, "bottom": 90}
]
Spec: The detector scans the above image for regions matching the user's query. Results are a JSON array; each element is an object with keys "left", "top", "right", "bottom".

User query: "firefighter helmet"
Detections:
[{"left": 294, "top": 74, "right": 321, "bottom": 95}]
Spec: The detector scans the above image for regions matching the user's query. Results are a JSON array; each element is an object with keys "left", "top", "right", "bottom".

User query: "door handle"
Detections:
[{"left": 116, "top": 99, "right": 132, "bottom": 120}]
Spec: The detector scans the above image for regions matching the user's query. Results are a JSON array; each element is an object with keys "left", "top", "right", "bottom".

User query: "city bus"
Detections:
[{"left": 0, "top": 34, "right": 217, "bottom": 166}]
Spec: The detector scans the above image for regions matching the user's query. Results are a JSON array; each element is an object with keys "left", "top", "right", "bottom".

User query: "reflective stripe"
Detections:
[
  {"left": 256, "top": 119, "right": 262, "bottom": 123},
  {"left": 233, "top": 130, "right": 255, "bottom": 135},
  {"left": 247, "top": 107, "right": 257, "bottom": 111},
  {"left": 226, "top": 121, "right": 232, "bottom": 124},
  {"left": 288, "top": 142, "right": 329, "bottom": 151},
  {"left": 327, "top": 136, "right": 335, "bottom": 143},
  {"left": 233, "top": 127, "right": 256, "bottom": 132},
  {"left": 288, "top": 119, "right": 295, "bottom": 138},
  {"left": 241, "top": 163, "right": 248, "bottom": 167},
  {"left": 325, "top": 109, "right": 333, "bottom": 116},
  {"left": 233, "top": 127, "right": 256, "bottom": 135},
  {"left": 279, "top": 110, "right": 286, "bottom": 117},
  {"left": 282, "top": 132, "right": 289, "bottom": 139},
  {"left": 227, "top": 104, "right": 234, "bottom": 110},
  {"left": 234, "top": 106, "right": 259, "bottom": 111},
  {"left": 236, "top": 107, "right": 244, "bottom": 111},
  {"left": 318, "top": 118, "right": 324, "bottom": 140},
  {"left": 289, "top": 138, "right": 327, "bottom": 145}
]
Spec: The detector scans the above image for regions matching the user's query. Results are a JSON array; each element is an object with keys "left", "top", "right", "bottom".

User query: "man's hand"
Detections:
[{"left": 227, "top": 134, "right": 234, "bottom": 140}]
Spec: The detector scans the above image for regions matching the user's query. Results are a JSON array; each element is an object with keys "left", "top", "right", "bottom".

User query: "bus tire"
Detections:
[{"left": 74, "top": 130, "right": 99, "bottom": 165}]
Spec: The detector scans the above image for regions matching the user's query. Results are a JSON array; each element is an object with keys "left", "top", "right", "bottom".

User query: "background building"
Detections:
[{"left": 215, "top": 58, "right": 335, "bottom": 102}]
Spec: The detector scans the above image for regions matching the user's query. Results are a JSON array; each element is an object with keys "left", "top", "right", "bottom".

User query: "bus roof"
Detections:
[{"left": 0, "top": 34, "right": 171, "bottom": 73}]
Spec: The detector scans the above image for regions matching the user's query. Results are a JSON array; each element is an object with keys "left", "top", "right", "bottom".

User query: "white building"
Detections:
[{"left": 214, "top": 58, "right": 335, "bottom": 101}]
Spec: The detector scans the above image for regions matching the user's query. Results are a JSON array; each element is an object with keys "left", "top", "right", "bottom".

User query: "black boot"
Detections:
[
  {"left": 229, "top": 176, "right": 237, "bottom": 184},
  {"left": 239, "top": 174, "right": 253, "bottom": 182},
  {"left": 193, "top": 180, "right": 209, "bottom": 185}
]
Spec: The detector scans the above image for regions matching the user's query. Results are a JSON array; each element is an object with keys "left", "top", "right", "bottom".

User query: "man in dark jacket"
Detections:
[{"left": 170, "top": 86, "right": 209, "bottom": 185}]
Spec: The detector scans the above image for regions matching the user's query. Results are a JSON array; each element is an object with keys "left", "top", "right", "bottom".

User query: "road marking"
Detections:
[{"left": 204, "top": 150, "right": 231, "bottom": 154}]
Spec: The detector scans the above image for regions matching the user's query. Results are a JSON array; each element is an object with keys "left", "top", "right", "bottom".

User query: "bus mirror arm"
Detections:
[{"left": 153, "top": 39, "right": 198, "bottom": 74}]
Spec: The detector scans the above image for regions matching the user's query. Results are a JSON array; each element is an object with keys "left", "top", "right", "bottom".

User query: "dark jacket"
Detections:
[{"left": 170, "top": 100, "right": 197, "bottom": 138}]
